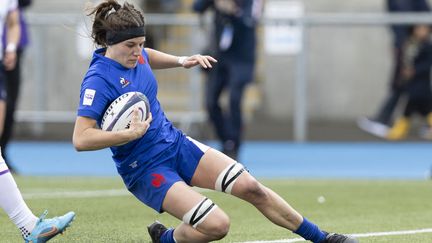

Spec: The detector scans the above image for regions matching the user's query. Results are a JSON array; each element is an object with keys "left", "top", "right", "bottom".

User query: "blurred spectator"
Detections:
[
  {"left": 193, "top": 0, "right": 263, "bottom": 160},
  {"left": 357, "top": 0, "right": 430, "bottom": 138},
  {"left": 387, "top": 24, "right": 432, "bottom": 140},
  {"left": 1, "top": 0, "right": 32, "bottom": 173},
  {"left": 141, "top": 0, "right": 180, "bottom": 13},
  {"left": 1, "top": 0, "right": 21, "bottom": 174}
]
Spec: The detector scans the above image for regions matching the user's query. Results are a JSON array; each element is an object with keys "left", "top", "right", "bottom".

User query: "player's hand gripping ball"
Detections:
[{"left": 101, "top": 92, "right": 150, "bottom": 131}]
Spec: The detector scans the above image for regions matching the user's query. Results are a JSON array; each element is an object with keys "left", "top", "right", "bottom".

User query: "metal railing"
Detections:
[
  {"left": 264, "top": 12, "right": 432, "bottom": 141},
  {"left": 16, "top": 12, "right": 432, "bottom": 140},
  {"left": 17, "top": 13, "right": 206, "bottom": 134}
]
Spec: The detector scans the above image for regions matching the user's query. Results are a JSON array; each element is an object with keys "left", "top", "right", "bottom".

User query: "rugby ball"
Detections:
[{"left": 101, "top": 92, "right": 150, "bottom": 131}]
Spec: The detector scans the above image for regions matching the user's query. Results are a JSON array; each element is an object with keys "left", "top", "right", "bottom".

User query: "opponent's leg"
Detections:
[
  {"left": 0, "top": 165, "right": 38, "bottom": 239},
  {"left": 25, "top": 210, "right": 76, "bottom": 243},
  {"left": 0, "top": 158, "right": 75, "bottom": 242}
]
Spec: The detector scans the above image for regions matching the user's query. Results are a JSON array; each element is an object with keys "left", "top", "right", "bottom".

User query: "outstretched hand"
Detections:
[{"left": 181, "top": 54, "right": 217, "bottom": 69}]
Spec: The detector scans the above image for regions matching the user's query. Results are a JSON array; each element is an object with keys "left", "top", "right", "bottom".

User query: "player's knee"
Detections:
[
  {"left": 202, "top": 211, "right": 230, "bottom": 240},
  {"left": 237, "top": 176, "right": 269, "bottom": 205},
  {"left": 213, "top": 214, "right": 230, "bottom": 240},
  {"left": 205, "top": 210, "right": 230, "bottom": 241}
]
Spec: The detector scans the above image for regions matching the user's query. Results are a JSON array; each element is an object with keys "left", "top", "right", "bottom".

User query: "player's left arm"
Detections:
[
  {"left": 3, "top": 8, "right": 20, "bottom": 70},
  {"left": 144, "top": 48, "right": 217, "bottom": 70}
]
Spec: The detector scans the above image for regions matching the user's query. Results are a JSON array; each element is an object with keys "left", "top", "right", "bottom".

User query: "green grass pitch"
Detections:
[{"left": 0, "top": 176, "right": 431, "bottom": 242}]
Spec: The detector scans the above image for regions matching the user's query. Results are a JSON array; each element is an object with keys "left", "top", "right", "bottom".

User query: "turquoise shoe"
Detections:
[{"left": 24, "top": 210, "right": 75, "bottom": 243}]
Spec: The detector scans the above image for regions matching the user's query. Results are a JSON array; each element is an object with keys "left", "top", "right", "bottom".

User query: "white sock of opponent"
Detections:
[{"left": 0, "top": 161, "right": 38, "bottom": 238}]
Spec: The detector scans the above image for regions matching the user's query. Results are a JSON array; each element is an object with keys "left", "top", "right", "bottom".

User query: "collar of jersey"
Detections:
[{"left": 94, "top": 48, "right": 132, "bottom": 70}]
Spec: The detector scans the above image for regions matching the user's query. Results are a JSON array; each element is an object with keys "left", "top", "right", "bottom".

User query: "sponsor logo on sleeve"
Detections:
[{"left": 83, "top": 89, "right": 96, "bottom": 106}]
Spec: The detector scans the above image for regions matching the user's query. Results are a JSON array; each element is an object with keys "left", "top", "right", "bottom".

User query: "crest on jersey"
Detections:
[{"left": 120, "top": 77, "right": 130, "bottom": 88}]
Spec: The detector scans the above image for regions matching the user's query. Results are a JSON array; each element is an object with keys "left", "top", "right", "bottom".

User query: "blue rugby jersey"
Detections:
[{"left": 77, "top": 48, "right": 182, "bottom": 175}]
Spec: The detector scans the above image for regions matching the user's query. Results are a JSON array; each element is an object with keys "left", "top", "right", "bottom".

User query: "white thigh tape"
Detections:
[
  {"left": 182, "top": 197, "right": 217, "bottom": 228},
  {"left": 215, "top": 163, "right": 245, "bottom": 194}
]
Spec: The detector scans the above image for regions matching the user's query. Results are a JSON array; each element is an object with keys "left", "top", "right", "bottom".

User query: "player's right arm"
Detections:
[{"left": 72, "top": 109, "right": 152, "bottom": 151}]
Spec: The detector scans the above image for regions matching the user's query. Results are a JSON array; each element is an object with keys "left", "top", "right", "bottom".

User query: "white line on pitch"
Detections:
[
  {"left": 22, "top": 189, "right": 131, "bottom": 199},
  {"left": 238, "top": 228, "right": 432, "bottom": 243},
  {"left": 22, "top": 190, "right": 432, "bottom": 242},
  {"left": 21, "top": 187, "right": 213, "bottom": 199}
]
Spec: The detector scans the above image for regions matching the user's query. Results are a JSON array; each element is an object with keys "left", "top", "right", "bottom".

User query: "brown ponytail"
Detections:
[{"left": 88, "top": 0, "right": 145, "bottom": 47}]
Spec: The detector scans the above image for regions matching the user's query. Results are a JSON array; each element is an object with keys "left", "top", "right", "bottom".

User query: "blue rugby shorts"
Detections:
[{"left": 127, "top": 136, "right": 209, "bottom": 212}]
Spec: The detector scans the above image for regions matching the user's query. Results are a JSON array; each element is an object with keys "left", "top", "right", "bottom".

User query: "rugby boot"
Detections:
[
  {"left": 147, "top": 221, "right": 168, "bottom": 243},
  {"left": 24, "top": 210, "right": 75, "bottom": 243},
  {"left": 324, "top": 232, "right": 359, "bottom": 243}
]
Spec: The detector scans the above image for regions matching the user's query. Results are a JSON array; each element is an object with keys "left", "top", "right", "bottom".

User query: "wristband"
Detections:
[
  {"left": 5, "top": 43, "right": 17, "bottom": 53},
  {"left": 177, "top": 56, "right": 188, "bottom": 66}
]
